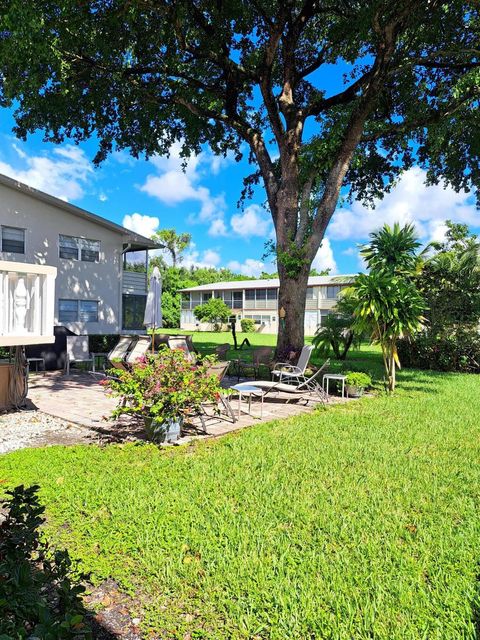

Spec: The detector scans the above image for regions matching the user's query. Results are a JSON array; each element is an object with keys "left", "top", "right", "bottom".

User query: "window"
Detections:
[
  {"left": 306, "top": 287, "right": 315, "bottom": 299},
  {"left": 181, "top": 293, "right": 191, "bottom": 309},
  {"left": 245, "top": 289, "right": 255, "bottom": 300},
  {"left": 122, "top": 294, "right": 146, "bottom": 330},
  {"left": 59, "top": 299, "right": 99, "bottom": 323},
  {"left": 59, "top": 235, "right": 100, "bottom": 261},
  {"left": 244, "top": 314, "right": 272, "bottom": 325},
  {"left": 2, "top": 226, "right": 25, "bottom": 253},
  {"left": 79, "top": 301, "right": 98, "bottom": 322},
  {"left": 81, "top": 239, "right": 100, "bottom": 262},
  {"left": 58, "top": 299, "right": 78, "bottom": 323},
  {"left": 233, "top": 291, "right": 243, "bottom": 309},
  {"left": 267, "top": 289, "right": 277, "bottom": 301},
  {"left": 326, "top": 285, "right": 342, "bottom": 299},
  {"left": 202, "top": 292, "right": 212, "bottom": 303}
]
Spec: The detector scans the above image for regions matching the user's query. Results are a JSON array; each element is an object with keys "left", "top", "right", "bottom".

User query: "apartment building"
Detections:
[
  {"left": 180, "top": 275, "right": 355, "bottom": 336},
  {"left": 0, "top": 174, "right": 159, "bottom": 335}
]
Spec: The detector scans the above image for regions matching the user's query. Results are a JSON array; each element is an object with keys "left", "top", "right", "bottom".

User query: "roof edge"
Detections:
[{"left": 0, "top": 173, "right": 160, "bottom": 249}]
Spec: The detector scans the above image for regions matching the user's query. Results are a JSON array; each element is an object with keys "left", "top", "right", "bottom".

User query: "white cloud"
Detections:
[
  {"left": 329, "top": 166, "right": 479, "bottom": 244},
  {"left": 182, "top": 243, "right": 222, "bottom": 269},
  {"left": 228, "top": 258, "right": 265, "bottom": 277},
  {"left": 209, "top": 218, "right": 228, "bottom": 237},
  {"left": 311, "top": 237, "right": 338, "bottom": 273},
  {"left": 139, "top": 141, "right": 227, "bottom": 225},
  {"left": 0, "top": 143, "right": 93, "bottom": 201},
  {"left": 202, "top": 249, "right": 221, "bottom": 267},
  {"left": 122, "top": 213, "right": 159, "bottom": 238},
  {"left": 230, "top": 204, "right": 271, "bottom": 238},
  {"left": 99, "top": 193, "right": 108, "bottom": 202}
]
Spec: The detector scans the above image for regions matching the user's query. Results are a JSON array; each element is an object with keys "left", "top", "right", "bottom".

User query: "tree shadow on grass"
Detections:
[{"left": 0, "top": 485, "right": 141, "bottom": 639}]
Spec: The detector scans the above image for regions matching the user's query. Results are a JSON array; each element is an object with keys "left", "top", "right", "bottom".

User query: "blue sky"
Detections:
[{"left": 0, "top": 106, "right": 478, "bottom": 276}]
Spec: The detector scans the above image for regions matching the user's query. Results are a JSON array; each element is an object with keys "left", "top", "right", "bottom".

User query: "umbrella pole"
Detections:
[{"left": 151, "top": 325, "right": 155, "bottom": 354}]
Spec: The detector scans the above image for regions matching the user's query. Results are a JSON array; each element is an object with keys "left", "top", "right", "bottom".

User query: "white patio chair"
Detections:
[
  {"left": 234, "top": 359, "right": 330, "bottom": 405},
  {"left": 124, "top": 335, "right": 152, "bottom": 366},
  {"left": 167, "top": 336, "right": 196, "bottom": 363},
  {"left": 65, "top": 336, "right": 94, "bottom": 375},
  {"left": 272, "top": 345, "right": 314, "bottom": 386}
]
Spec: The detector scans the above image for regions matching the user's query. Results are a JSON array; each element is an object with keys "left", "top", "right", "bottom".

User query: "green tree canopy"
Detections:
[
  {"left": 0, "top": 1, "right": 478, "bottom": 351},
  {"left": 421, "top": 221, "right": 480, "bottom": 329},
  {"left": 193, "top": 297, "right": 232, "bottom": 331},
  {"left": 152, "top": 229, "right": 192, "bottom": 267}
]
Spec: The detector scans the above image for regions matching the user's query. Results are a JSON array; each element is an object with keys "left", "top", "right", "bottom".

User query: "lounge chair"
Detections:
[
  {"left": 104, "top": 335, "right": 138, "bottom": 370},
  {"left": 168, "top": 336, "right": 196, "bottom": 363},
  {"left": 196, "top": 360, "right": 237, "bottom": 430},
  {"left": 272, "top": 345, "right": 314, "bottom": 386},
  {"left": 124, "top": 335, "right": 152, "bottom": 367},
  {"left": 234, "top": 359, "right": 330, "bottom": 404}
]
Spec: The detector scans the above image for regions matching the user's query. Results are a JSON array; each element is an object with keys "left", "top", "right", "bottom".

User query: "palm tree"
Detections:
[
  {"left": 351, "top": 271, "right": 425, "bottom": 393},
  {"left": 152, "top": 229, "right": 192, "bottom": 267},
  {"left": 360, "top": 223, "right": 423, "bottom": 276}
]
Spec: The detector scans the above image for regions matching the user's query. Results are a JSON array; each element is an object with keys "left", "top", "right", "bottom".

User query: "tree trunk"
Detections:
[{"left": 276, "top": 270, "right": 309, "bottom": 356}]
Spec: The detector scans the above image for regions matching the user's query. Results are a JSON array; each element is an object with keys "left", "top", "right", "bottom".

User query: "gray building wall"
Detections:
[{"left": 0, "top": 181, "right": 124, "bottom": 334}]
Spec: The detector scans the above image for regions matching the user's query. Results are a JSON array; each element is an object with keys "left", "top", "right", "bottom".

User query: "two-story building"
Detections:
[
  {"left": 0, "top": 173, "right": 159, "bottom": 335},
  {"left": 180, "top": 275, "right": 355, "bottom": 336}
]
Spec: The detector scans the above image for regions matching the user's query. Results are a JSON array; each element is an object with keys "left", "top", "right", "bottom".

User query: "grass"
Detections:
[
  {"left": 155, "top": 328, "right": 379, "bottom": 377},
  {"left": 1, "top": 342, "right": 480, "bottom": 638}
]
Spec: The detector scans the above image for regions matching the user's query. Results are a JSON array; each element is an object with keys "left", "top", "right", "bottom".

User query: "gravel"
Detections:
[{"left": 0, "top": 409, "right": 93, "bottom": 454}]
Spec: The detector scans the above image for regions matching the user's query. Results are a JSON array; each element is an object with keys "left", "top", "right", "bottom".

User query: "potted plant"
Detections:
[
  {"left": 103, "top": 347, "right": 223, "bottom": 443},
  {"left": 345, "top": 371, "right": 372, "bottom": 398}
]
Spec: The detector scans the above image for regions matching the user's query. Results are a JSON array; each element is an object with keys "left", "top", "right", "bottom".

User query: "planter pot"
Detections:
[
  {"left": 144, "top": 416, "right": 183, "bottom": 443},
  {"left": 346, "top": 384, "right": 365, "bottom": 398}
]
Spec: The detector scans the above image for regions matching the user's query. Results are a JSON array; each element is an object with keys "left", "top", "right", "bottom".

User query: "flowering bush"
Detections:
[{"left": 103, "top": 347, "right": 224, "bottom": 429}]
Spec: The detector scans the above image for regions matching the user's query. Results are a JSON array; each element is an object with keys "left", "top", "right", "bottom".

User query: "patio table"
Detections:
[
  {"left": 322, "top": 373, "right": 346, "bottom": 398},
  {"left": 231, "top": 384, "right": 264, "bottom": 419},
  {"left": 27, "top": 357, "right": 46, "bottom": 376}
]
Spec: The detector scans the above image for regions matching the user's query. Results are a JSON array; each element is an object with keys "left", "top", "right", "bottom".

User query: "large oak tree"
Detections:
[{"left": 0, "top": 1, "right": 478, "bottom": 351}]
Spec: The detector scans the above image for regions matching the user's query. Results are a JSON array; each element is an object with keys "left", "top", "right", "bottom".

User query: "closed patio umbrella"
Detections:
[{"left": 144, "top": 266, "right": 162, "bottom": 352}]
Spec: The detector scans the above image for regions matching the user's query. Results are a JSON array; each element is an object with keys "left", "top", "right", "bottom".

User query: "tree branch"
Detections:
[{"left": 361, "top": 88, "right": 480, "bottom": 142}]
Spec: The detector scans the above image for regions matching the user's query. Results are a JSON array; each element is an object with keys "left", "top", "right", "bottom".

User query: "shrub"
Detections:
[
  {"left": 240, "top": 318, "right": 256, "bottom": 333},
  {"left": 194, "top": 298, "right": 231, "bottom": 331},
  {"left": 0, "top": 485, "right": 91, "bottom": 639},
  {"left": 87, "top": 334, "right": 119, "bottom": 353},
  {"left": 103, "top": 347, "right": 224, "bottom": 436},
  {"left": 398, "top": 326, "right": 480, "bottom": 373},
  {"left": 345, "top": 371, "right": 372, "bottom": 389}
]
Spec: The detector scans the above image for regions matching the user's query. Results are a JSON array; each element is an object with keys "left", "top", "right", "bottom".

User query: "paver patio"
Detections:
[{"left": 22, "top": 370, "right": 341, "bottom": 447}]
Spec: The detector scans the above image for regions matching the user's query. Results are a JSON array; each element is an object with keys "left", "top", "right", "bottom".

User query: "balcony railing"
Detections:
[{"left": 0, "top": 261, "right": 57, "bottom": 347}]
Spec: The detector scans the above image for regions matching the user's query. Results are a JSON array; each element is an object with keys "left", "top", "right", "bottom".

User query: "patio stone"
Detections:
[{"left": 0, "top": 370, "right": 350, "bottom": 452}]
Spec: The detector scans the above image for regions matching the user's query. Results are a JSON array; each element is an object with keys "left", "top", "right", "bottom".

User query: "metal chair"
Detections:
[
  {"left": 197, "top": 360, "right": 237, "bottom": 431},
  {"left": 64, "top": 336, "right": 94, "bottom": 375},
  {"left": 272, "top": 345, "right": 314, "bottom": 386},
  {"left": 235, "top": 346, "right": 274, "bottom": 380},
  {"left": 213, "top": 343, "right": 230, "bottom": 360}
]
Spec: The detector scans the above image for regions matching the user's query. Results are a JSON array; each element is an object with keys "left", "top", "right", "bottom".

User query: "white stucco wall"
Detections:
[{"left": 0, "top": 182, "right": 123, "bottom": 334}]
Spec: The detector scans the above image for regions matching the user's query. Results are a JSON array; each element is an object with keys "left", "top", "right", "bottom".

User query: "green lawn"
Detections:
[{"left": 1, "top": 342, "right": 480, "bottom": 639}]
